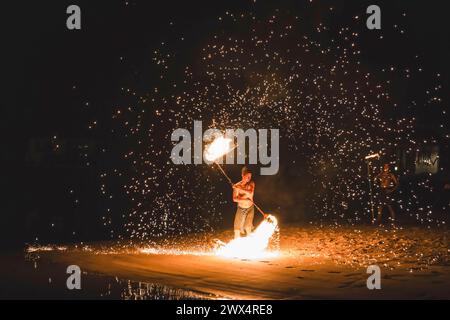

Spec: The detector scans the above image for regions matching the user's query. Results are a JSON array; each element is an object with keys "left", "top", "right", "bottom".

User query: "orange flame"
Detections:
[
  {"left": 215, "top": 215, "right": 279, "bottom": 259},
  {"left": 204, "top": 136, "right": 233, "bottom": 162}
]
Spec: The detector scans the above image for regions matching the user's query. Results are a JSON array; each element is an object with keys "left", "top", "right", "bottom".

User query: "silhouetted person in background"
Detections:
[{"left": 374, "top": 163, "right": 399, "bottom": 225}]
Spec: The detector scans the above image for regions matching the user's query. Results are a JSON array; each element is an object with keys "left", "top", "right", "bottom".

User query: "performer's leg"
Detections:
[
  {"left": 234, "top": 207, "right": 243, "bottom": 239},
  {"left": 387, "top": 205, "right": 396, "bottom": 223},
  {"left": 244, "top": 206, "right": 255, "bottom": 236},
  {"left": 377, "top": 206, "right": 383, "bottom": 224}
]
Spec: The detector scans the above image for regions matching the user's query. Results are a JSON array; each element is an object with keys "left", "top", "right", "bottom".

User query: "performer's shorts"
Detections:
[
  {"left": 234, "top": 205, "right": 254, "bottom": 234},
  {"left": 377, "top": 191, "right": 395, "bottom": 206}
]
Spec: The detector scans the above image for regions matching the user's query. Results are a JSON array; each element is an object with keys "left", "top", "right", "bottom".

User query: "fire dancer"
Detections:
[
  {"left": 374, "top": 163, "right": 399, "bottom": 225},
  {"left": 232, "top": 166, "right": 255, "bottom": 239}
]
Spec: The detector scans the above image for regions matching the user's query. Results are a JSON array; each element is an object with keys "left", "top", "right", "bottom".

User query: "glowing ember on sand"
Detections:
[
  {"left": 215, "top": 215, "right": 279, "bottom": 259},
  {"left": 204, "top": 136, "right": 233, "bottom": 162}
]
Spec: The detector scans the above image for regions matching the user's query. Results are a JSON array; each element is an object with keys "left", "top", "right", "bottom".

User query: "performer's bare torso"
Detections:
[
  {"left": 234, "top": 180, "right": 254, "bottom": 208},
  {"left": 376, "top": 172, "right": 397, "bottom": 192}
]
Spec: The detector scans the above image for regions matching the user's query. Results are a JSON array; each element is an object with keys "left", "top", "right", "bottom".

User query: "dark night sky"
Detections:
[{"left": 1, "top": 1, "right": 449, "bottom": 247}]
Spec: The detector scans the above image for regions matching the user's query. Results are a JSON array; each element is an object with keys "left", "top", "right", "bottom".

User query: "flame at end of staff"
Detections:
[
  {"left": 204, "top": 136, "right": 233, "bottom": 162},
  {"left": 215, "top": 215, "right": 279, "bottom": 259}
]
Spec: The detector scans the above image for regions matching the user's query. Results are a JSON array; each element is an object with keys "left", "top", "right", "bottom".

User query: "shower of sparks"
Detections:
[
  {"left": 25, "top": 225, "right": 450, "bottom": 271},
  {"left": 215, "top": 215, "right": 279, "bottom": 259},
  {"left": 204, "top": 136, "right": 234, "bottom": 162},
  {"left": 64, "top": 1, "right": 449, "bottom": 243},
  {"left": 139, "top": 247, "right": 211, "bottom": 256},
  {"left": 26, "top": 245, "right": 68, "bottom": 253}
]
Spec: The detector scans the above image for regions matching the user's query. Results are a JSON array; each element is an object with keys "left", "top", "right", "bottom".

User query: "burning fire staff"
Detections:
[
  {"left": 232, "top": 166, "right": 255, "bottom": 239},
  {"left": 374, "top": 163, "right": 399, "bottom": 224}
]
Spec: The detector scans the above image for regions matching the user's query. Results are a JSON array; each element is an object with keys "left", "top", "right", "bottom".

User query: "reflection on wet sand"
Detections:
[
  {"left": 120, "top": 281, "right": 214, "bottom": 300},
  {"left": 0, "top": 252, "right": 218, "bottom": 300}
]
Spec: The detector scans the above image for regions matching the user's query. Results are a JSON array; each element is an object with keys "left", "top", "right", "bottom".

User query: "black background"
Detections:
[{"left": 1, "top": 0, "right": 449, "bottom": 248}]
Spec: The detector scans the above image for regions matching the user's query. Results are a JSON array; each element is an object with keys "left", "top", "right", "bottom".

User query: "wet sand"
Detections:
[
  {"left": 44, "top": 250, "right": 450, "bottom": 299},
  {"left": 2, "top": 225, "right": 450, "bottom": 299}
]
